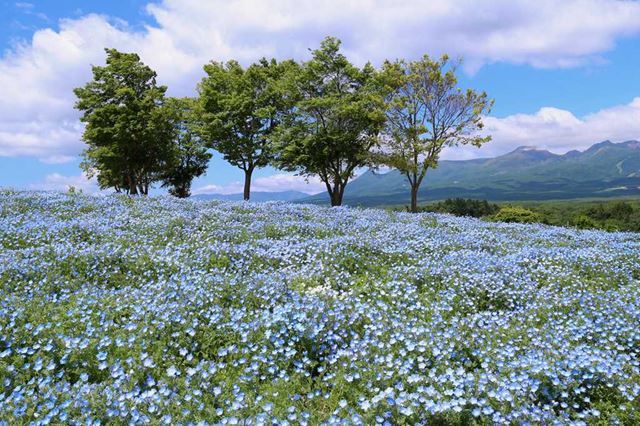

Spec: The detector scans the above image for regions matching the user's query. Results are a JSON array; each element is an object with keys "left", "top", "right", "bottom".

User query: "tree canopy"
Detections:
[
  {"left": 73, "top": 42, "right": 492, "bottom": 206},
  {"left": 273, "top": 37, "right": 387, "bottom": 206},
  {"left": 375, "top": 55, "right": 493, "bottom": 212},
  {"left": 161, "top": 97, "right": 212, "bottom": 198},
  {"left": 197, "top": 58, "right": 296, "bottom": 200},
  {"left": 74, "top": 48, "right": 175, "bottom": 195}
]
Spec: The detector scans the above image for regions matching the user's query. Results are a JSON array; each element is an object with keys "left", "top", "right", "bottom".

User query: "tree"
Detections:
[
  {"left": 161, "top": 98, "right": 212, "bottom": 198},
  {"left": 376, "top": 56, "right": 493, "bottom": 212},
  {"left": 197, "top": 58, "right": 296, "bottom": 200},
  {"left": 74, "top": 48, "right": 174, "bottom": 195},
  {"left": 273, "top": 37, "right": 386, "bottom": 206}
]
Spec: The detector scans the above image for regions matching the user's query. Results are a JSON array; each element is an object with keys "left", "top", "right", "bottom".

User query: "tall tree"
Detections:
[
  {"left": 273, "top": 37, "right": 386, "bottom": 206},
  {"left": 75, "top": 48, "right": 174, "bottom": 195},
  {"left": 197, "top": 58, "right": 295, "bottom": 200},
  {"left": 376, "top": 56, "right": 493, "bottom": 212},
  {"left": 161, "top": 98, "right": 212, "bottom": 198}
]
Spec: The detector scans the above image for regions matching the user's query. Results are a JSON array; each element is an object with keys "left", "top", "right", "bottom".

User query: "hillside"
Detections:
[{"left": 301, "top": 140, "right": 640, "bottom": 205}]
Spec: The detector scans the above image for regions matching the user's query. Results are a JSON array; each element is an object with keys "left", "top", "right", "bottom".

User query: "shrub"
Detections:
[
  {"left": 491, "top": 206, "right": 543, "bottom": 224},
  {"left": 571, "top": 214, "right": 599, "bottom": 230},
  {"left": 424, "top": 198, "right": 499, "bottom": 218},
  {"left": 587, "top": 201, "right": 634, "bottom": 222}
]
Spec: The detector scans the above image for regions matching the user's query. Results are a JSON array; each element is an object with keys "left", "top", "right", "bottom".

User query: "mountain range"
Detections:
[
  {"left": 195, "top": 140, "right": 640, "bottom": 206},
  {"left": 301, "top": 140, "right": 640, "bottom": 206}
]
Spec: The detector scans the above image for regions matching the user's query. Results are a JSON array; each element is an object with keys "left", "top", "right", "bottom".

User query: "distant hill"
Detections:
[
  {"left": 194, "top": 190, "right": 308, "bottom": 202},
  {"left": 300, "top": 140, "right": 640, "bottom": 206}
]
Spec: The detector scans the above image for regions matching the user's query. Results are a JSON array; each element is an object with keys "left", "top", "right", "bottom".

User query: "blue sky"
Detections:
[{"left": 1, "top": 0, "right": 640, "bottom": 194}]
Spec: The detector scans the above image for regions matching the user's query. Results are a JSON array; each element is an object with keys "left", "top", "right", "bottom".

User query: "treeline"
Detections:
[
  {"left": 74, "top": 38, "right": 492, "bottom": 211},
  {"left": 416, "top": 198, "right": 640, "bottom": 232},
  {"left": 524, "top": 200, "right": 640, "bottom": 232},
  {"left": 422, "top": 198, "right": 499, "bottom": 218}
]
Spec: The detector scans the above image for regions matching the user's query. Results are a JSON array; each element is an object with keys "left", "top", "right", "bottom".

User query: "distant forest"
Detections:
[{"left": 410, "top": 198, "right": 640, "bottom": 232}]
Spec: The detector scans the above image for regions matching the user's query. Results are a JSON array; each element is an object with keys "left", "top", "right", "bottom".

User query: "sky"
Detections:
[{"left": 1, "top": 0, "right": 640, "bottom": 195}]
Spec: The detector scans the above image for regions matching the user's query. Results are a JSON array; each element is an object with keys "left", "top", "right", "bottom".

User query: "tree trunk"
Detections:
[
  {"left": 128, "top": 174, "right": 138, "bottom": 196},
  {"left": 243, "top": 168, "right": 253, "bottom": 201},
  {"left": 178, "top": 184, "right": 190, "bottom": 198},
  {"left": 330, "top": 185, "right": 343, "bottom": 207},
  {"left": 410, "top": 184, "right": 419, "bottom": 213}
]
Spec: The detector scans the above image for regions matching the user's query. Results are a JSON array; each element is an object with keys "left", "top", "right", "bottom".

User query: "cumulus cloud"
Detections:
[
  {"left": 2, "top": 0, "right": 640, "bottom": 163},
  {"left": 443, "top": 97, "right": 640, "bottom": 159},
  {"left": 145, "top": 0, "right": 640, "bottom": 70},
  {"left": 193, "top": 173, "right": 326, "bottom": 195}
]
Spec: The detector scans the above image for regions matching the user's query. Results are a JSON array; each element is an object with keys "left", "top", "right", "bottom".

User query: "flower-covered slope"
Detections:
[{"left": 1, "top": 191, "right": 639, "bottom": 425}]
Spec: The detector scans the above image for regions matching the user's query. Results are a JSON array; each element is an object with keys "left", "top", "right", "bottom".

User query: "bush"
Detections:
[
  {"left": 425, "top": 198, "right": 499, "bottom": 218},
  {"left": 491, "top": 206, "right": 543, "bottom": 224},
  {"left": 587, "top": 201, "right": 634, "bottom": 222},
  {"left": 570, "top": 214, "right": 599, "bottom": 230}
]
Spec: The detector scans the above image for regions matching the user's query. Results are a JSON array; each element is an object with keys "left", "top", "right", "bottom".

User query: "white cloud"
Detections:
[
  {"left": 0, "top": 119, "right": 82, "bottom": 162},
  {"left": 252, "top": 173, "right": 326, "bottom": 193},
  {"left": 39, "top": 155, "right": 76, "bottom": 165},
  {"left": 144, "top": 0, "right": 640, "bottom": 70},
  {"left": 29, "top": 172, "right": 98, "bottom": 192},
  {"left": 2, "top": 0, "right": 640, "bottom": 163},
  {"left": 193, "top": 173, "right": 325, "bottom": 195},
  {"left": 443, "top": 97, "right": 640, "bottom": 159}
]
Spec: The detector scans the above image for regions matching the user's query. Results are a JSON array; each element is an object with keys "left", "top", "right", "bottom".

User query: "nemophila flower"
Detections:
[{"left": 1, "top": 192, "right": 639, "bottom": 424}]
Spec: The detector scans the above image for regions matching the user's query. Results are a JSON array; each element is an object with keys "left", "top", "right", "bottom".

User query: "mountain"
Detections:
[
  {"left": 194, "top": 190, "right": 308, "bottom": 202},
  {"left": 300, "top": 140, "right": 640, "bottom": 206}
]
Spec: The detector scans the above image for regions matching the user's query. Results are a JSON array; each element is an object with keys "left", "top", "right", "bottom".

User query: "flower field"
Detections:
[{"left": 1, "top": 191, "right": 640, "bottom": 425}]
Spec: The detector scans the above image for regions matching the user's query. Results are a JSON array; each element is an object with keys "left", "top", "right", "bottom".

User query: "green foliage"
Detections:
[
  {"left": 272, "top": 37, "right": 387, "bottom": 206},
  {"left": 74, "top": 48, "right": 175, "bottom": 195},
  {"left": 582, "top": 200, "right": 640, "bottom": 231},
  {"left": 494, "top": 199, "right": 640, "bottom": 232},
  {"left": 570, "top": 214, "right": 599, "bottom": 230},
  {"left": 424, "top": 198, "right": 499, "bottom": 218},
  {"left": 587, "top": 200, "right": 634, "bottom": 222},
  {"left": 197, "top": 58, "right": 296, "bottom": 200},
  {"left": 161, "top": 98, "right": 212, "bottom": 198},
  {"left": 491, "top": 206, "right": 543, "bottom": 224},
  {"left": 518, "top": 199, "right": 640, "bottom": 232},
  {"left": 374, "top": 56, "right": 493, "bottom": 212}
]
